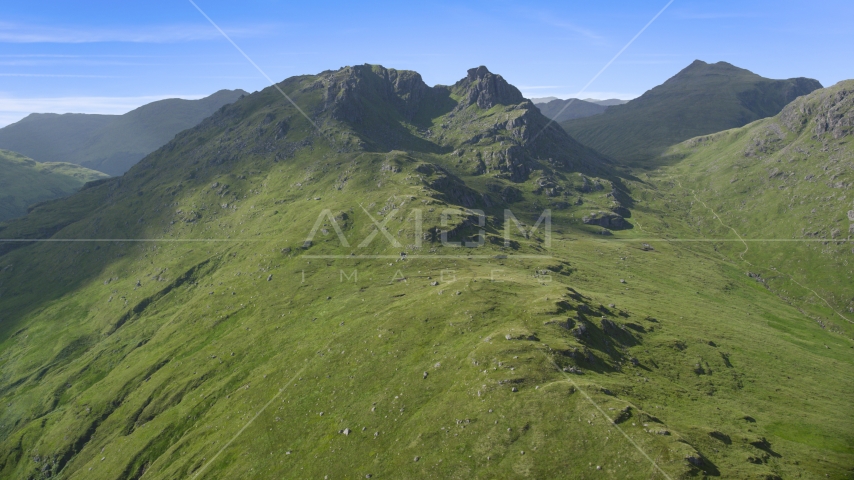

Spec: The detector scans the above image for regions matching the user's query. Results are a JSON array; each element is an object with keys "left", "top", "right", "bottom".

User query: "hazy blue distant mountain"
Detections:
[
  {"left": 529, "top": 96, "right": 559, "bottom": 104},
  {"left": 0, "top": 64, "right": 850, "bottom": 480},
  {"left": 533, "top": 98, "right": 607, "bottom": 122},
  {"left": 0, "top": 89, "right": 247, "bottom": 176},
  {"left": 561, "top": 60, "right": 822, "bottom": 166},
  {"left": 582, "top": 98, "right": 629, "bottom": 106}
]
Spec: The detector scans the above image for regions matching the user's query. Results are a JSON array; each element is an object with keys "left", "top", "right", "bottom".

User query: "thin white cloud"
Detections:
[
  {"left": 541, "top": 18, "right": 602, "bottom": 40},
  {"left": 0, "top": 112, "right": 27, "bottom": 128},
  {"left": 0, "top": 94, "right": 207, "bottom": 127},
  {"left": 0, "top": 73, "right": 122, "bottom": 78},
  {"left": 517, "top": 9, "right": 602, "bottom": 41},
  {"left": 516, "top": 85, "right": 567, "bottom": 90},
  {"left": 0, "top": 21, "right": 275, "bottom": 43},
  {"left": 673, "top": 11, "right": 761, "bottom": 20}
]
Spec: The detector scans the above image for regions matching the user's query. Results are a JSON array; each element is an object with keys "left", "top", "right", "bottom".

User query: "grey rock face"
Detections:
[
  {"left": 459, "top": 66, "right": 525, "bottom": 110},
  {"left": 583, "top": 211, "right": 626, "bottom": 229}
]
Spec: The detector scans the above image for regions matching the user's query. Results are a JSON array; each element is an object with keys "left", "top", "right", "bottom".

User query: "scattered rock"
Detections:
[
  {"left": 600, "top": 318, "right": 619, "bottom": 335},
  {"left": 572, "top": 323, "right": 588, "bottom": 339},
  {"left": 709, "top": 431, "right": 732, "bottom": 444},
  {"left": 583, "top": 211, "right": 626, "bottom": 229}
]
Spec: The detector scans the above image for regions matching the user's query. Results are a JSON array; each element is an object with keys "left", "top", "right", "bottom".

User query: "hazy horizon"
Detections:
[{"left": 1, "top": 0, "right": 852, "bottom": 127}]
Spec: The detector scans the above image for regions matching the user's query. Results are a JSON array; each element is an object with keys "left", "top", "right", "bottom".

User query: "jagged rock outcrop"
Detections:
[
  {"left": 453, "top": 66, "right": 525, "bottom": 110},
  {"left": 780, "top": 82, "right": 853, "bottom": 138},
  {"left": 583, "top": 211, "right": 627, "bottom": 230},
  {"left": 317, "top": 64, "right": 433, "bottom": 123}
]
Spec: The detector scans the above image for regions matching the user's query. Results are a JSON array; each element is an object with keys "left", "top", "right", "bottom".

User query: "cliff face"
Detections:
[
  {"left": 302, "top": 64, "right": 608, "bottom": 180},
  {"left": 453, "top": 66, "right": 525, "bottom": 110}
]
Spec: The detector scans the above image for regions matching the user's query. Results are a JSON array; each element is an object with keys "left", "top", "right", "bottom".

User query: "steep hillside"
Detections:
[
  {"left": 636, "top": 80, "right": 854, "bottom": 335},
  {"left": 0, "top": 65, "right": 850, "bottom": 479},
  {"left": 534, "top": 98, "right": 607, "bottom": 122},
  {"left": 0, "top": 149, "right": 108, "bottom": 221},
  {"left": 0, "top": 89, "right": 247, "bottom": 176},
  {"left": 561, "top": 60, "right": 822, "bottom": 167}
]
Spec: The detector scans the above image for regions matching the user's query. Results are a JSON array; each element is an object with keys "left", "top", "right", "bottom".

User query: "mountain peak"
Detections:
[
  {"left": 562, "top": 60, "right": 823, "bottom": 166},
  {"left": 466, "top": 65, "right": 493, "bottom": 81},
  {"left": 454, "top": 66, "right": 525, "bottom": 110},
  {"left": 670, "top": 60, "right": 755, "bottom": 83}
]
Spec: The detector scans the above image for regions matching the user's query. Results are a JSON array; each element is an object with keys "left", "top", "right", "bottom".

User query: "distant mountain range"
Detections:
[
  {"left": 534, "top": 98, "right": 608, "bottom": 122},
  {"left": 0, "top": 149, "right": 108, "bottom": 221},
  {"left": 0, "top": 62, "right": 851, "bottom": 479},
  {"left": 561, "top": 60, "right": 822, "bottom": 167},
  {"left": 0, "top": 89, "right": 247, "bottom": 176},
  {"left": 530, "top": 96, "right": 629, "bottom": 106}
]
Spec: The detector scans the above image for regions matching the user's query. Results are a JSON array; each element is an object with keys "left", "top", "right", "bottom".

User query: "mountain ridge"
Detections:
[
  {"left": 561, "top": 60, "right": 822, "bottom": 167},
  {"left": 0, "top": 64, "right": 850, "bottom": 479},
  {"left": 534, "top": 98, "right": 608, "bottom": 122},
  {"left": 0, "top": 89, "right": 248, "bottom": 176}
]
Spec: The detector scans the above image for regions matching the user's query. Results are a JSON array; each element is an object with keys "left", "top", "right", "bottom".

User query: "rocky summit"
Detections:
[{"left": 0, "top": 64, "right": 851, "bottom": 479}]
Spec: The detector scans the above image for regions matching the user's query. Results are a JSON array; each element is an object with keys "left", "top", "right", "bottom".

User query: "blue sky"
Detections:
[{"left": 0, "top": 0, "right": 852, "bottom": 127}]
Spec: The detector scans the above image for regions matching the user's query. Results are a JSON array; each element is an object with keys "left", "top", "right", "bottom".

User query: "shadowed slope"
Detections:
[{"left": 561, "top": 60, "right": 822, "bottom": 167}]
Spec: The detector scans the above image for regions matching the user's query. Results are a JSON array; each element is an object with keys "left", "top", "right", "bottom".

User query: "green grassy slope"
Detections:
[
  {"left": 635, "top": 79, "right": 854, "bottom": 339},
  {"left": 0, "top": 89, "right": 248, "bottom": 176},
  {"left": 534, "top": 98, "right": 607, "bottom": 123},
  {"left": 0, "top": 149, "right": 108, "bottom": 222},
  {"left": 0, "top": 66, "right": 850, "bottom": 479},
  {"left": 561, "top": 60, "right": 822, "bottom": 168}
]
